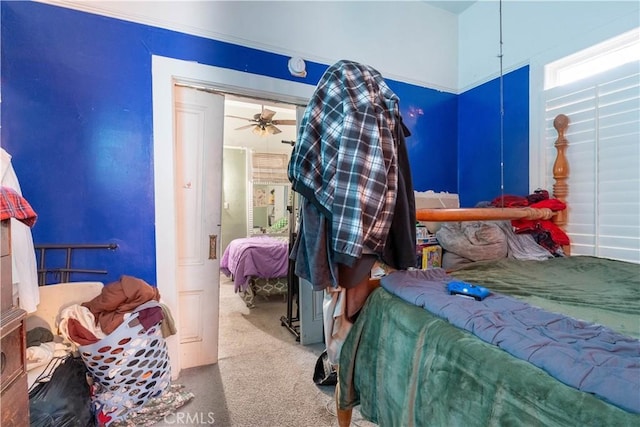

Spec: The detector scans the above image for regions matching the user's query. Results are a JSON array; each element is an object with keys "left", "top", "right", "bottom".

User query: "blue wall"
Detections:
[
  {"left": 458, "top": 66, "right": 530, "bottom": 207},
  {"left": 1, "top": 1, "right": 466, "bottom": 285}
]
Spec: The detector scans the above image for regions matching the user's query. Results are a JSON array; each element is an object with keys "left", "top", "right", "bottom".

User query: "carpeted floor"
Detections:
[{"left": 153, "top": 274, "right": 375, "bottom": 427}]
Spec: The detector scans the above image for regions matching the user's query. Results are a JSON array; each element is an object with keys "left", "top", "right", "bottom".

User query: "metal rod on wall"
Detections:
[{"left": 35, "top": 243, "right": 118, "bottom": 285}]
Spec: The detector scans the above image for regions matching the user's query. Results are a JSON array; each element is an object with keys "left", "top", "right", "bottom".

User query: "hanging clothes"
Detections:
[
  {"left": 288, "top": 59, "right": 416, "bottom": 291},
  {"left": 288, "top": 60, "right": 416, "bottom": 363},
  {"left": 1, "top": 148, "right": 39, "bottom": 313}
]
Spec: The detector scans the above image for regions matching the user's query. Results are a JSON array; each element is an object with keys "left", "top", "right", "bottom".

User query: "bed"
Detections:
[
  {"left": 220, "top": 235, "right": 290, "bottom": 308},
  {"left": 334, "top": 114, "right": 640, "bottom": 426}
]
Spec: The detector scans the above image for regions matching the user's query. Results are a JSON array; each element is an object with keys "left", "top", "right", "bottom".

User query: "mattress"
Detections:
[{"left": 338, "top": 256, "right": 640, "bottom": 426}]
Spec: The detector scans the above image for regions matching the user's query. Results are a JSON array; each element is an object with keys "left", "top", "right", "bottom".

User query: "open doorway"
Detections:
[
  {"left": 152, "top": 55, "right": 313, "bottom": 379},
  {"left": 221, "top": 94, "right": 298, "bottom": 255}
]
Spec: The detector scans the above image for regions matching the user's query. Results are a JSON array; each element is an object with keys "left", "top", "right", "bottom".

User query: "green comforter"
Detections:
[
  {"left": 450, "top": 256, "right": 640, "bottom": 338},
  {"left": 338, "top": 256, "right": 640, "bottom": 426}
]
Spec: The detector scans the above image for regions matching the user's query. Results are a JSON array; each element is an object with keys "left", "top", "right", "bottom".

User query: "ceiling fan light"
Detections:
[{"left": 252, "top": 126, "right": 270, "bottom": 137}]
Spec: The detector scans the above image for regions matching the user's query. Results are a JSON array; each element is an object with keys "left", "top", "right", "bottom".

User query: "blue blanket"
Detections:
[{"left": 380, "top": 268, "right": 640, "bottom": 413}]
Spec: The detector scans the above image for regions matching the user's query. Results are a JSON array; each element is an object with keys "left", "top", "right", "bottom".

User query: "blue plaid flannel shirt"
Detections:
[{"left": 288, "top": 59, "right": 399, "bottom": 260}]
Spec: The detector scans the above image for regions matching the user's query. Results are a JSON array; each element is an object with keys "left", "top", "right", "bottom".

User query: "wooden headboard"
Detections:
[{"left": 417, "top": 113, "right": 570, "bottom": 238}]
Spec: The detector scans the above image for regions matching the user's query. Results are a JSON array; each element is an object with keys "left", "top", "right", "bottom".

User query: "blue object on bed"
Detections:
[{"left": 446, "top": 280, "right": 490, "bottom": 300}]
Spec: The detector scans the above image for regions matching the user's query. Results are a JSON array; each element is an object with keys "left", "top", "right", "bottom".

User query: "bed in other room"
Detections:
[{"left": 220, "top": 234, "right": 289, "bottom": 308}]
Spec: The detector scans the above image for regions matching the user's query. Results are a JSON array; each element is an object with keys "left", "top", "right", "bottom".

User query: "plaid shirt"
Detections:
[
  {"left": 1, "top": 186, "right": 37, "bottom": 227},
  {"left": 289, "top": 60, "right": 399, "bottom": 259}
]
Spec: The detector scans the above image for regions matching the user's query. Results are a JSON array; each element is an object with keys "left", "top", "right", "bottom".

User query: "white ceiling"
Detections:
[{"left": 425, "top": 1, "right": 477, "bottom": 15}]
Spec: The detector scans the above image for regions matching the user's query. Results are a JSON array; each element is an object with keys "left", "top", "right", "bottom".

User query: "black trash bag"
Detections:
[
  {"left": 313, "top": 350, "right": 337, "bottom": 386},
  {"left": 29, "top": 355, "right": 94, "bottom": 427}
]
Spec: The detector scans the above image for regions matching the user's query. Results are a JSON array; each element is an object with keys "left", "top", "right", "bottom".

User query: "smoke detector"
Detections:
[{"left": 288, "top": 57, "right": 307, "bottom": 78}]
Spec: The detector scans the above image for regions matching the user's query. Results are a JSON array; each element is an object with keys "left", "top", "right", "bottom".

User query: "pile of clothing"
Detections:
[
  {"left": 489, "top": 189, "right": 570, "bottom": 256},
  {"left": 436, "top": 189, "right": 569, "bottom": 270},
  {"left": 28, "top": 276, "right": 177, "bottom": 427},
  {"left": 59, "top": 275, "right": 175, "bottom": 347}
]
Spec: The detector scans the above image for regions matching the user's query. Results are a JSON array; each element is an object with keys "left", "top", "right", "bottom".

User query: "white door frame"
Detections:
[{"left": 152, "top": 55, "right": 313, "bottom": 379}]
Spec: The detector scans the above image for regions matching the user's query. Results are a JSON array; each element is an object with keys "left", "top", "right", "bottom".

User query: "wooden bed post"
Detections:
[
  {"left": 415, "top": 114, "right": 572, "bottom": 224},
  {"left": 552, "top": 114, "right": 570, "bottom": 255},
  {"left": 335, "top": 372, "right": 353, "bottom": 427}
]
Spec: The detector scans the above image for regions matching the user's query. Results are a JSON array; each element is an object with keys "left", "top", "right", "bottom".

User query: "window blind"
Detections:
[
  {"left": 543, "top": 61, "right": 640, "bottom": 262},
  {"left": 251, "top": 152, "right": 289, "bottom": 184}
]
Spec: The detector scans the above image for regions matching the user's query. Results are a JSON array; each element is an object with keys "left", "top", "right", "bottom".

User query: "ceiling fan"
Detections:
[{"left": 226, "top": 106, "right": 296, "bottom": 136}]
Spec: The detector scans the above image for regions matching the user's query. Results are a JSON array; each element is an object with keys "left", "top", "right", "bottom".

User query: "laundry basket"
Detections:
[{"left": 78, "top": 301, "right": 171, "bottom": 426}]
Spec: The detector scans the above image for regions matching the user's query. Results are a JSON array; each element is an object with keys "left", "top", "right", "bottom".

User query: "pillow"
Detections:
[
  {"left": 267, "top": 216, "right": 288, "bottom": 233},
  {"left": 436, "top": 221, "right": 508, "bottom": 262}
]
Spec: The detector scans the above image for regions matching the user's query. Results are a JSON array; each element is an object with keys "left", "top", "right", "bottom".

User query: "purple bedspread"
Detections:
[
  {"left": 221, "top": 236, "right": 289, "bottom": 292},
  {"left": 380, "top": 268, "right": 640, "bottom": 414}
]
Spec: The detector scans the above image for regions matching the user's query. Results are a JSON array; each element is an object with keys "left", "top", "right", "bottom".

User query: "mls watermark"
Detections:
[{"left": 163, "top": 412, "right": 216, "bottom": 425}]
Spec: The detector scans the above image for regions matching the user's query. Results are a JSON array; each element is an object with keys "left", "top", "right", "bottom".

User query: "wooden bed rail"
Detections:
[
  {"left": 416, "top": 113, "right": 569, "bottom": 228},
  {"left": 417, "top": 206, "right": 555, "bottom": 222}
]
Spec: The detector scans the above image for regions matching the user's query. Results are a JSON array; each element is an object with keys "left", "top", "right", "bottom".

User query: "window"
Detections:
[
  {"left": 542, "top": 29, "right": 639, "bottom": 263},
  {"left": 248, "top": 152, "right": 291, "bottom": 235},
  {"left": 545, "top": 28, "right": 639, "bottom": 89}
]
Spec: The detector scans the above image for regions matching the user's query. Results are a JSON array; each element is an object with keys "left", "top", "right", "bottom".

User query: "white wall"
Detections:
[
  {"left": 39, "top": 0, "right": 639, "bottom": 93},
  {"left": 39, "top": 0, "right": 460, "bottom": 92},
  {"left": 458, "top": 0, "right": 640, "bottom": 92}
]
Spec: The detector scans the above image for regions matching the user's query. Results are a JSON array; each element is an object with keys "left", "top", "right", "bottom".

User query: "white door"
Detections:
[
  {"left": 152, "top": 56, "right": 314, "bottom": 379},
  {"left": 174, "top": 85, "right": 223, "bottom": 368}
]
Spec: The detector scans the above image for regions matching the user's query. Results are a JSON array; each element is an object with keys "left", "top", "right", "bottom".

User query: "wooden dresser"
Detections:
[{"left": 1, "top": 219, "right": 30, "bottom": 425}]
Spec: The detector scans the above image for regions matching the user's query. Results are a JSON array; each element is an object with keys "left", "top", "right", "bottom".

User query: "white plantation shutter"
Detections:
[
  {"left": 251, "top": 152, "right": 290, "bottom": 184},
  {"left": 543, "top": 60, "right": 640, "bottom": 262},
  {"left": 247, "top": 151, "right": 292, "bottom": 235}
]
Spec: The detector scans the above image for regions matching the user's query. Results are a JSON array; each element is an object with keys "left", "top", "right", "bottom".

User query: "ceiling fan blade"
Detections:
[
  {"left": 268, "top": 125, "right": 282, "bottom": 135},
  {"left": 260, "top": 108, "right": 277, "bottom": 121},
  {"left": 225, "top": 115, "right": 255, "bottom": 122},
  {"left": 272, "top": 119, "right": 296, "bottom": 126},
  {"left": 235, "top": 124, "right": 256, "bottom": 130}
]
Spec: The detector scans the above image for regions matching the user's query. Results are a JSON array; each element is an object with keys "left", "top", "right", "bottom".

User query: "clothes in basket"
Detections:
[{"left": 78, "top": 301, "right": 171, "bottom": 426}]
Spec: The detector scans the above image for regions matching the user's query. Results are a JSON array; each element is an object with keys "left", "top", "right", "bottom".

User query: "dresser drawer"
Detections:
[
  {"left": 0, "top": 319, "right": 25, "bottom": 391},
  {"left": 1, "top": 220, "right": 9, "bottom": 257},
  {"left": 0, "top": 371, "right": 29, "bottom": 426},
  {"left": 1, "top": 219, "right": 12, "bottom": 312},
  {"left": 1, "top": 254, "right": 12, "bottom": 312}
]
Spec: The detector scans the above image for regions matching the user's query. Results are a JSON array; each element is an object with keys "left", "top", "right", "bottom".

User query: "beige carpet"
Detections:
[{"left": 153, "top": 274, "right": 375, "bottom": 427}]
